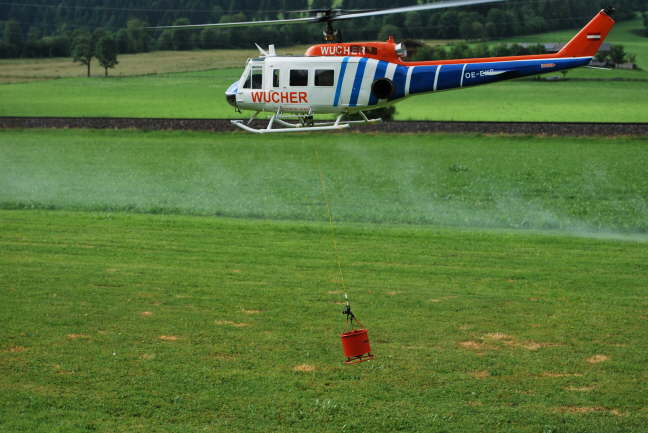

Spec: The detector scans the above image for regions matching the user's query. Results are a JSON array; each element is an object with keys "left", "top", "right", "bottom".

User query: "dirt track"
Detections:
[{"left": 1, "top": 117, "right": 647, "bottom": 136}]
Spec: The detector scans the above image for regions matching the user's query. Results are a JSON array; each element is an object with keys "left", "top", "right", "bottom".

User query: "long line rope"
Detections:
[{"left": 314, "top": 144, "right": 347, "bottom": 294}]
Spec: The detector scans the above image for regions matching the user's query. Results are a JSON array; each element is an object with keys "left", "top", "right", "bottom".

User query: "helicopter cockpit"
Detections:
[{"left": 226, "top": 58, "right": 264, "bottom": 108}]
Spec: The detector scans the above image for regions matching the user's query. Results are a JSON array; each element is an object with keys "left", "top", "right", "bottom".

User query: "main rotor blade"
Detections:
[
  {"left": 146, "top": 0, "right": 504, "bottom": 31},
  {"left": 287, "top": 8, "right": 376, "bottom": 14},
  {"left": 331, "top": 0, "right": 505, "bottom": 21},
  {"left": 146, "top": 16, "right": 318, "bottom": 30}
]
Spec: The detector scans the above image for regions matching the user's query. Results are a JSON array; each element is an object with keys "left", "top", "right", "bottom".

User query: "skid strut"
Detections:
[{"left": 231, "top": 110, "right": 381, "bottom": 134}]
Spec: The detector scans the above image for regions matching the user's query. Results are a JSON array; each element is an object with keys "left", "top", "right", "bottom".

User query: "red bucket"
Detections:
[{"left": 340, "top": 328, "right": 374, "bottom": 364}]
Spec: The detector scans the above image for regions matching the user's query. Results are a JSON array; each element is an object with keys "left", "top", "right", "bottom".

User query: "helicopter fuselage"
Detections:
[{"left": 227, "top": 54, "right": 592, "bottom": 115}]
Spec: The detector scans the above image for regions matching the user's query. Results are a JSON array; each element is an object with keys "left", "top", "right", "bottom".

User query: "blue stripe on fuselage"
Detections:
[
  {"left": 368, "top": 60, "right": 389, "bottom": 106},
  {"left": 333, "top": 57, "right": 349, "bottom": 107},
  {"left": 436, "top": 64, "right": 463, "bottom": 91},
  {"left": 409, "top": 65, "right": 439, "bottom": 94},
  {"left": 349, "top": 57, "right": 369, "bottom": 107},
  {"left": 391, "top": 65, "right": 409, "bottom": 100}
]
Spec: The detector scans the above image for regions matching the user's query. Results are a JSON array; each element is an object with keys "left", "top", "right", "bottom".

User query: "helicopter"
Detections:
[{"left": 149, "top": 0, "right": 616, "bottom": 133}]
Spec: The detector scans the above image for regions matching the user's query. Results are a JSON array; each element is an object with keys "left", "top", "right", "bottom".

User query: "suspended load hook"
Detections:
[{"left": 339, "top": 293, "right": 374, "bottom": 365}]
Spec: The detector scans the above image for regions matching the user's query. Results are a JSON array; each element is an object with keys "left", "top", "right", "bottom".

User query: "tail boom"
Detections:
[{"left": 395, "top": 9, "right": 615, "bottom": 98}]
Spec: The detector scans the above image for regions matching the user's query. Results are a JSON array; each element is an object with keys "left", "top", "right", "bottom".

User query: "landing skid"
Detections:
[{"left": 231, "top": 110, "right": 382, "bottom": 134}]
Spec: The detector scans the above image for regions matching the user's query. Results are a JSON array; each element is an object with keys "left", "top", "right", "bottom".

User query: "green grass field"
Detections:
[
  {"left": 2, "top": 14, "right": 647, "bottom": 432},
  {"left": 2, "top": 129, "right": 648, "bottom": 432},
  {"left": 2, "top": 210, "right": 648, "bottom": 433},
  {"left": 397, "top": 79, "right": 648, "bottom": 122},
  {"left": 2, "top": 129, "right": 648, "bottom": 234},
  {"left": 0, "top": 69, "right": 241, "bottom": 119},
  {"left": 0, "top": 69, "right": 647, "bottom": 122}
]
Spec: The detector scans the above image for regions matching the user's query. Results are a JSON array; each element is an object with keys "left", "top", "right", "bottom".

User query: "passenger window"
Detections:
[
  {"left": 251, "top": 67, "right": 263, "bottom": 89},
  {"left": 315, "top": 69, "right": 334, "bottom": 86},
  {"left": 290, "top": 69, "right": 308, "bottom": 86},
  {"left": 273, "top": 69, "right": 280, "bottom": 87}
]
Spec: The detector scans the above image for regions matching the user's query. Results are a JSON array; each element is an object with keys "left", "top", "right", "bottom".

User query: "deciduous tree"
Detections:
[
  {"left": 96, "top": 35, "right": 118, "bottom": 76},
  {"left": 608, "top": 44, "right": 631, "bottom": 65},
  {"left": 72, "top": 31, "right": 94, "bottom": 77}
]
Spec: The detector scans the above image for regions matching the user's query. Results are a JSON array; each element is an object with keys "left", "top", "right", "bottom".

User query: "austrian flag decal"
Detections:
[{"left": 587, "top": 33, "right": 601, "bottom": 40}]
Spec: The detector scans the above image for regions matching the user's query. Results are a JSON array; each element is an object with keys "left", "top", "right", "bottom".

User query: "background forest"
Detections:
[{"left": 0, "top": 0, "right": 646, "bottom": 58}]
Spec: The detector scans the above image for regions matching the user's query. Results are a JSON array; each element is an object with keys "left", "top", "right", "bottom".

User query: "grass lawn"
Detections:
[
  {"left": 396, "top": 79, "right": 648, "bottom": 122},
  {"left": 1, "top": 209, "right": 647, "bottom": 433},
  {"left": 1, "top": 129, "right": 648, "bottom": 235},
  {"left": 0, "top": 69, "right": 241, "bottom": 119},
  {"left": 1, "top": 129, "right": 647, "bottom": 432},
  {"left": 0, "top": 69, "right": 647, "bottom": 122}
]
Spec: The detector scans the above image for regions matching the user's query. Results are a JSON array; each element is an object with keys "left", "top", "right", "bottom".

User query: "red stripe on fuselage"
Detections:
[{"left": 401, "top": 52, "right": 563, "bottom": 67}]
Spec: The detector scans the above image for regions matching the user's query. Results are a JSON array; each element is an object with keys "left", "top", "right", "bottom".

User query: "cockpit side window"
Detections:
[
  {"left": 242, "top": 70, "right": 252, "bottom": 89},
  {"left": 242, "top": 64, "right": 263, "bottom": 89},
  {"left": 251, "top": 67, "right": 263, "bottom": 89}
]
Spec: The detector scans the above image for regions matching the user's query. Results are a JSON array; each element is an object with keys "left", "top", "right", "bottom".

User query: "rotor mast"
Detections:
[{"left": 323, "top": 17, "right": 339, "bottom": 42}]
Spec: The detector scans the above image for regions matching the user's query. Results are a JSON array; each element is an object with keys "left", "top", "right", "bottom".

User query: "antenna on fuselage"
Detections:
[{"left": 254, "top": 44, "right": 276, "bottom": 57}]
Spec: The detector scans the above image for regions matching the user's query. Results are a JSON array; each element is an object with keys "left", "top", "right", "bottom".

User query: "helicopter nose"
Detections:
[{"left": 225, "top": 81, "right": 238, "bottom": 108}]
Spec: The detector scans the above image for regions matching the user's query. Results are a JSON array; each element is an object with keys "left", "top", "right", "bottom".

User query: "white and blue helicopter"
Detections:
[{"left": 151, "top": 0, "right": 615, "bottom": 133}]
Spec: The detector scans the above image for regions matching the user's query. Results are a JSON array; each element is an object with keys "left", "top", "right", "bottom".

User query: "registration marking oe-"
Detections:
[{"left": 464, "top": 69, "right": 495, "bottom": 79}]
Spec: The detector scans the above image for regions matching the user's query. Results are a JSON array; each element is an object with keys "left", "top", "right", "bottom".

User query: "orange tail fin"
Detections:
[{"left": 559, "top": 8, "right": 615, "bottom": 58}]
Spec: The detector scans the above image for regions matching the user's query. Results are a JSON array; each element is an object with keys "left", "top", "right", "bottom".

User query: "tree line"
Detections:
[{"left": 0, "top": 0, "right": 645, "bottom": 59}]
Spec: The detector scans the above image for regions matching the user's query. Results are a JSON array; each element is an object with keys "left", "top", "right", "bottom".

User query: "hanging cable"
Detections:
[{"left": 313, "top": 144, "right": 347, "bottom": 294}]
